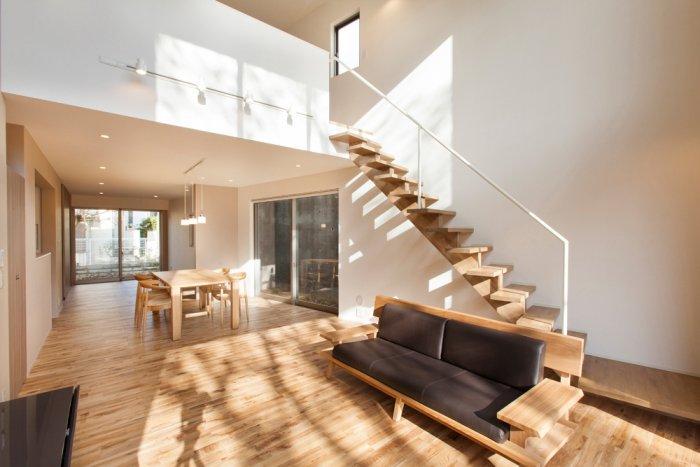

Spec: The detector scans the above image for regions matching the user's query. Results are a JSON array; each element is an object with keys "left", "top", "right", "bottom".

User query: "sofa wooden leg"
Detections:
[
  {"left": 393, "top": 398, "right": 404, "bottom": 422},
  {"left": 509, "top": 427, "right": 528, "bottom": 447},
  {"left": 325, "top": 359, "right": 334, "bottom": 378}
]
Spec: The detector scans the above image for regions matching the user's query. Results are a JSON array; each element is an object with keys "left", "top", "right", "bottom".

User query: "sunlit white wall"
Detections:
[
  {"left": 290, "top": 0, "right": 700, "bottom": 375},
  {"left": 1, "top": 0, "right": 339, "bottom": 156}
]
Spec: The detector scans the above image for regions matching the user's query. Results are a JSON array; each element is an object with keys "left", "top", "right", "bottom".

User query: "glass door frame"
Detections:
[
  {"left": 71, "top": 207, "right": 165, "bottom": 285},
  {"left": 252, "top": 190, "right": 339, "bottom": 314}
]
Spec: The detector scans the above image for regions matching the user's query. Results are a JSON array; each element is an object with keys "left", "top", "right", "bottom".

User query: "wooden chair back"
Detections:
[{"left": 373, "top": 295, "right": 584, "bottom": 377}]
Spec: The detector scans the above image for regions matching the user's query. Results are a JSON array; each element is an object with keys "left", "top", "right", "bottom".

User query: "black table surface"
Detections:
[{"left": 0, "top": 387, "right": 75, "bottom": 467}]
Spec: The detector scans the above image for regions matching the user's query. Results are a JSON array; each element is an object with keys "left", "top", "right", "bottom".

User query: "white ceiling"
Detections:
[
  {"left": 5, "top": 94, "right": 351, "bottom": 199},
  {"left": 217, "top": 0, "right": 327, "bottom": 31}
]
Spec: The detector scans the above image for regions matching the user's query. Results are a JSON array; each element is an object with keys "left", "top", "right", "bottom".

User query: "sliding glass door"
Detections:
[
  {"left": 73, "top": 208, "right": 162, "bottom": 284},
  {"left": 120, "top": 210, "right": 162, "bottom": 280},
  {"left": 254, "top": 200, "right": 292, "bottom": 299},
  {"left": 254, "top": 192, "right": 339, "bottom": 313},
  {"left": 74, "top": 209, "right": 120, "bottom": 283}
]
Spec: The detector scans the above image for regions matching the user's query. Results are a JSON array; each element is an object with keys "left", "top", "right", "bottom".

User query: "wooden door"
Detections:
[
  {"left": 61, "top": 185, "right": 71, "bottom": 299},
  {"left": 8, "top": 170, "right": 27, "bottom": 397}
]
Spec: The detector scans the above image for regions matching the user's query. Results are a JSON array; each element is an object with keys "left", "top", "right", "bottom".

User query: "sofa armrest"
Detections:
[
  {"left": 497, "top": 378, "right": 583, "bottom": 438},
  {"left": 319, "top": 324, "right": 378, "bottom": 345}
]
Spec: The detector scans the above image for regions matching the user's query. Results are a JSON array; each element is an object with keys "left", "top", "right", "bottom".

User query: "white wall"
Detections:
[
  {"left": 290, "top": 0, "right": 700, "bottom": 375},
  {"left": 0, "top": 95, "right": 10, "bottom": 401},
  {"left": 195, "top": 185, "right": 238, "bottom": 270},
  {"left": 6, "top": 124, "right": 64, "bottom": 372},
  {"left": 168, "top": 197, "right": 195, "bottom": 270},
  {"left": 1, "top": 0, "right": 339, "bottom": 157},
  {"left": 236, "top": 168, "right": 493, "bottom": 321}
]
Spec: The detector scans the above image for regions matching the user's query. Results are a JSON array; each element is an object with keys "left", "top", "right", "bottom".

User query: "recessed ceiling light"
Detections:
[
  {"left": 100, "top": 134, "right": 110, "bottom": 139},
  {"left": 99, "top": 166, "right": 107, "bottom": 170},
  {"left": 99, "top": 192, "right": 104, "bottom": 195},
  {"left": 99, "top": 182, "right": 104, "bottom": 185},
  {"left": 199, "top": 176, "right": 205, "bottom": 180},
  {"left": 227, "top": 179, "right": 233, "bottom": 182},
  {"left": 295, "top": 164, "right": 302, "bottom": 168},
  {"left": 153, "top": 195, "right": 159, "bottom": 198}
]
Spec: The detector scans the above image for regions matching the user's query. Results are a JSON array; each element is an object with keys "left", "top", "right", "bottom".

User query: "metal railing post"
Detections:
[{"left": 417, "top": 128, "right": 423, "bottom": 209}]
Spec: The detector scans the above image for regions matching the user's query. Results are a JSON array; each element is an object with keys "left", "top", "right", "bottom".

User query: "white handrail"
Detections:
[{"left": 331, "top": 55, "right": 569, "bottom": 335}]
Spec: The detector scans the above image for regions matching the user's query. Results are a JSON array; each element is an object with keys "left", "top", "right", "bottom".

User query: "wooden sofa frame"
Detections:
[{"left": 320, "top": 295, "right": 585, "bottom": 466}]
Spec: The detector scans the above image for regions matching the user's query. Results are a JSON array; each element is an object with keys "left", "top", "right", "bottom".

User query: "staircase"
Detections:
[{"left": 331, "top": 129, "right": 560, "bottom": 332}]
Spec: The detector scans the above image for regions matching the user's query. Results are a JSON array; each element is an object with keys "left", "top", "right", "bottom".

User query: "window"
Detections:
[{"left": 334, "top": 13, "right": 360, "bottom": 76}]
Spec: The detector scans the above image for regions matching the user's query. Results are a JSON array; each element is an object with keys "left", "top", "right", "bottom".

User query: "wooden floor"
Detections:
[
  {"left": 579, "top": 355, "right": 700, "bottom": 423},
  {"left": 22, "top": 282, "right": 700, "bottom": 466}
]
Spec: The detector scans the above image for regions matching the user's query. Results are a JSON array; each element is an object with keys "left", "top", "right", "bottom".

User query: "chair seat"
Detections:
[
  {"left": 145, "top": 295, "right": 172, "bottom": 308},
  {"left": 333, "top": 338, "right": 522, "bottom": 443}
]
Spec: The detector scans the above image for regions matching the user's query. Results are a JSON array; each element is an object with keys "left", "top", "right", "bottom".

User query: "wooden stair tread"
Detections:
[
  {"left": 448, "top": 245, "right": 492, "bottom": 254},
  {"left": 489, "top": 264, "right": 514, "bottom": 274},
  {"left": 406, "top": 208, "right": 456, "bottom": 216},
  {"left": 429, "top": 227, "right": 474, "bottom": 234},
  {"left": 330, "top": 130, "right": 381, "bottom": 148},
  {"left": 348, "top": 143, "right": 396, "bottom": 160},
  {"left": 490, "top": 283, "right": 536, "bottom": 302},
  {"left": 464, "top": 265, "right": 509, "bottom": 278},
  {"left": 364, "top": 159, "right": 408, "bottom": 173},
  {"left": 374, "top": 173, "right": 418, "bottom": 185},
  {"left": 516, "top": 317, "right": 553, "bottom": 332},
  {"left": 524, "top": 305, "right": 560, "bottom": 324}
]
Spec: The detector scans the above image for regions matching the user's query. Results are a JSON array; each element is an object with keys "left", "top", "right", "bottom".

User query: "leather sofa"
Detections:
[{"left": 320, "top": 295, "right": 585, "bottom": 466}]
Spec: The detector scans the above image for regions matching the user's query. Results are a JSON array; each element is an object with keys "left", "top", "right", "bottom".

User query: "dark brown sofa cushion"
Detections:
[
  {"left": 367, "top": 348, "right": 464, "bottom": 401},
  {"left": 332, "top": 338, "right": 413, "bottom": 374},
  {"left": 421, "top": 370, "right": 522, "bottom": 442},
  {"left": 377, "top": 303, "right": 448, "bottom": 359},
  {"left": 442, "top": 320, "right": 545, "bottom": 390}
]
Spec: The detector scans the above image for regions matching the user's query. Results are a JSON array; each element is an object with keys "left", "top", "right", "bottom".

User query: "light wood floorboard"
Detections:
[{"left": 21, "top": 282, "right": 700, "bottom": 466}]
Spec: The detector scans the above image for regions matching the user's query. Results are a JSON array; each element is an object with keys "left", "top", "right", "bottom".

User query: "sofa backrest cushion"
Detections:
[
  {"left": 378, "top": 303, "right": 448, "bottom": 359},
  {"left": 442, "top": 320, "right": 545, "bottom": 389}
]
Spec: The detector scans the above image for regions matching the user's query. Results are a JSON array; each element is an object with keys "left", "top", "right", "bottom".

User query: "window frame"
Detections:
[{"left": 333, "top": 12, "right": 360, "bottom": 76}]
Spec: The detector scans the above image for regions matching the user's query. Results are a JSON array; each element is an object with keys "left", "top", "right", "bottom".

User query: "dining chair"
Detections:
[
  {"left": 209, "top": 271, "right": 249, "bottom": 325},
  {"left": 136, "top": 280, "right": 172, "bottom": 335}
]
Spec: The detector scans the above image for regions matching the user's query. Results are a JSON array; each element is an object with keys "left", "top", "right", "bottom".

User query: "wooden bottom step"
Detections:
[{"left": 525, "top": 420, "right": 576, "bottom": 464}]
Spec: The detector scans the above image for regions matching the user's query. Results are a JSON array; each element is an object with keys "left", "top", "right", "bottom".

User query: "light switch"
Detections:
[{"left": 0, "top": 249, "right": 4, "bottom": 267}]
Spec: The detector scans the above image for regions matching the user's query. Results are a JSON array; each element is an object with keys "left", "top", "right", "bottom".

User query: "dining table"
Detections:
[{"left": 152, "top": 269, "right": 240, "bottom": 340}]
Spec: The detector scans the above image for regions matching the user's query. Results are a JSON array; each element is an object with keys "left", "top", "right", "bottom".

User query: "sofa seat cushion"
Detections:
[
  {"left": 368, "top": 348, "right": 465, "bottom": 401},
  {"left": 421, "top": 370, "right": 523, "bottom": 443},
  {"left": 332, "top": 338, "right": 415, "bottom": 374}
]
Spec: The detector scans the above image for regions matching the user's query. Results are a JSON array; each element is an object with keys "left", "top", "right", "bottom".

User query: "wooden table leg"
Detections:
[
  {"left": 170, "top": 286, "right": 182, "bottom": 340},
  {"left": 230, "top": 280, "right": 240, "bottom": 330}
]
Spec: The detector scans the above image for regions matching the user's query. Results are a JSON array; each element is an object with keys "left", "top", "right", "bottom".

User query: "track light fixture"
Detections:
[{"left": 135, "top": 58, "right": 147, "bottom": 75}]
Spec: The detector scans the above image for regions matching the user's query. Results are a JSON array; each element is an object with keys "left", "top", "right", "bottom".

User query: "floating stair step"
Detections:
[
  {"left": 428, "top": 227, "right": 475, "bottom": 235},
  {"left": 349, "top": 150, "right": 396, "bottom": 165},
  {"left": 520, "top": 305, "right": 560, "bottom": 328},
  {"left": 374, "top": 173, "right": 418, "bottom": 185},
  {"left": 489, "top": 263, "right": 514, "bottom": 274},
  {"left": 362, "top": 158, "right": 408, "bottom": 174},
  {"left": 392, "top": 191, "right": 438, "bottom": 203},
  {"left": 516, "top": 317, "right": 553, "bottom": 332},
  {"left": 348, "top": 143, "right": 395, "bottom": 161},
  {"left": 406, "top": 208, "right": 456, "bottom": 217},
  {"left": 330, "top": 130, "right": 381, "bottom": 148},
  {"left": 463, "top": 265, "right": 510, "bottom": 278},
  {"left": 491, "top": 283, "right": 536, "bottom": 302},
  {"left": 448, "top": 245, "right": 492, "bottom": 255}
]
